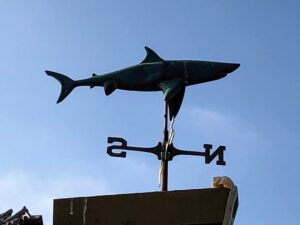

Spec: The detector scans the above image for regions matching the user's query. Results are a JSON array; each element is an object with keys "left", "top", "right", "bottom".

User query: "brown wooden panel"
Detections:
[{"left": 54, "top": 188, "right": 229, "bottom": 225}]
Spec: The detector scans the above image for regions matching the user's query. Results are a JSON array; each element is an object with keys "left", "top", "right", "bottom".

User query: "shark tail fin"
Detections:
[{"left": 45, "top": 70, "right": 76, "bottom": 103}]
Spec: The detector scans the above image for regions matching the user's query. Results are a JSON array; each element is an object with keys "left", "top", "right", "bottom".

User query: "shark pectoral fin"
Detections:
[
  {"left": 140, "top": 46, "right": 164, "bottom": 64},
  {"left": 103, "top": 81, "right": 117, "bottom": 96},
  {"left": 168, "top": 86, "right": 185, "bottom": 120},
  {"left": 159, "top": 79, "right": 185, "bottom": 120},
  {"left": 159, "top": 79, "right": 184, "bottom": 101}
]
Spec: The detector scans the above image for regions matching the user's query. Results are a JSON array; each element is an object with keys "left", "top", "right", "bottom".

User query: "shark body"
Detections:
[{"left": 46, "top": 47, "right": 239, "bottom": 119}]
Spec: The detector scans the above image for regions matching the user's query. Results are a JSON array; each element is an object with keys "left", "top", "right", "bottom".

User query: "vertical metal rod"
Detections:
[
  {"left": 161, "top": 160, "right": 168, "bottom": 191},
  {"left": 163, "top": 101, "right": 169, "bottom": 143},
  {"left": 161, "top": 101, "right": 169, "bottom": 191}
]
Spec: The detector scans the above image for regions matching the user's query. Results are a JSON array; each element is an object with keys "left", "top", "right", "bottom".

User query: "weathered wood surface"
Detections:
[{"left": 54, "top": 188, "right": 232, "bottom": 225}]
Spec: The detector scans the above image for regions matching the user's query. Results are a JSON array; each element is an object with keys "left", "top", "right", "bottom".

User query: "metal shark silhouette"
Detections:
[{"left": 46, "top": 47, "right": 239, "bottom": 119}]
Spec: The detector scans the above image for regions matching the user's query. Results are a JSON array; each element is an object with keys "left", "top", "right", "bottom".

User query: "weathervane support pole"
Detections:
[{"left": 161, "top": 101, "right": 169, "bottom": 191}]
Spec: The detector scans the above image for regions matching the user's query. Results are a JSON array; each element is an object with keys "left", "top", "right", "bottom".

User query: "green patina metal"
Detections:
[{"left": 46, "top": 47, "right": 239, "bottom": 119}]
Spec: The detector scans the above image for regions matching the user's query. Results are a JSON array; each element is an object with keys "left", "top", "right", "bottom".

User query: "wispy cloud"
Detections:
[
  {"left": 0, "top": 170, "right": 111, "bottom": 225},
  {"left": 185, "top": 106, "right": 258, "bottom": 142}
]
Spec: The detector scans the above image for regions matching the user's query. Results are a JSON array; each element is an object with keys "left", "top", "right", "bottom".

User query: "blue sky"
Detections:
[{"left": 0, "top": 0, "right": 299, "bottom": 224}]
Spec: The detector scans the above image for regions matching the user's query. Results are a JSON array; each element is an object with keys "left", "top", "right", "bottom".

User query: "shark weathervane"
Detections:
[{"left": 46, "top": 46, "right": 240, "bottom": 191}]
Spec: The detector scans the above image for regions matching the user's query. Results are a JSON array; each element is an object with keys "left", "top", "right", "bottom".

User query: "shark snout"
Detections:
[
  {"left": 216, "top": 63, "right": 240, "bottom": 78},
  {"left": 223, "top": 63, "right": 240, "bottom": 73}
]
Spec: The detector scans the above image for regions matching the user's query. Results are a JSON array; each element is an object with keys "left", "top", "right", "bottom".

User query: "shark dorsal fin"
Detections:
[{"left": 141, "top": 46, "right": 164, "bottom": 64}]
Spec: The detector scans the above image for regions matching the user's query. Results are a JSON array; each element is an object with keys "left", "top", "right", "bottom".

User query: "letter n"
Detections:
[{"left": 203, "top": 144, "right": 226, "bottom": 165}]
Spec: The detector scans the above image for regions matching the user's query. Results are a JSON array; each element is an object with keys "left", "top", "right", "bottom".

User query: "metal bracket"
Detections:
[
  {"left": 107, "top": 137, "right": 226, "bottom": 165},
  {"left": 107, "top": 137, "right": 162, "bottom": 159}
]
